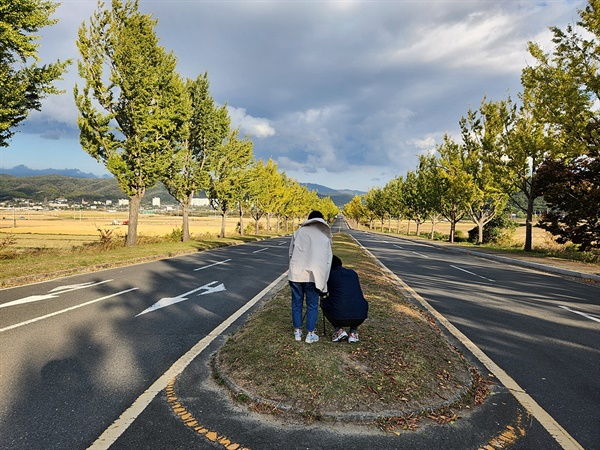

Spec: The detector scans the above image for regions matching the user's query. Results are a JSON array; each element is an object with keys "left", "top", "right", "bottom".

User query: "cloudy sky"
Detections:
[{"left": 0, "top": 0, "right": 586, "bottom": 192}]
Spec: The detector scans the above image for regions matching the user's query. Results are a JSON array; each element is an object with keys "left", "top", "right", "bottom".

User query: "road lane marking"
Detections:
[
  {"left": 165, "top": 379, "right": 249, "bottom": 449},
  {"left": 0, "top": 288, "right": 138, "bottom": 333},
  {"left": 450, "top": 264, "right": 495, "bottom": 282},
  {"left": 0, "top": 280, "right": 113, "bottom": 309},
  {"left": 194, "top": 259, "right": 231, "bottom": 271},
  {"left": 393, "top": 244, "right": 404, "bottom": 249},
  {"left": 349, "top": 236, "right": 584, "bottom": 450},
  {"left": 135, "top": 281, "right": 226, "bottom": 316},
  {"left": 253, "top": 247, "right": 268, "bottom": 254},
  {"left": 88, "top": 271, "right": 289, "bottom": 450},
  {"left": 412, "top": 251, "right": 429, "bottom": 259},
  {"left": 558, "top": 305, "right": 600, "bottom": 323}
]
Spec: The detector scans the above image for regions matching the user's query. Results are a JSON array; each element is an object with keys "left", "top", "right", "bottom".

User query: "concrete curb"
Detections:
[{"left": 211, "top": 352, "right": 473, "bottom": 422}]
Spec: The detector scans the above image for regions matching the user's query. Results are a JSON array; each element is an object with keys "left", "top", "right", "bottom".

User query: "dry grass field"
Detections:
[
  {"left": 0, "top": 209, "right": 270, "bottom": 249},
  {"left": 356, "top": 218, "right": 556, "bottom": 249},
  {"left": 0, "top": 209, "right": 557, "bottom": 250}
]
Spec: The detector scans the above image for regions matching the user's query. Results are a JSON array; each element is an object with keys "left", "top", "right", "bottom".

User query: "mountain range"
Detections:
[{"left": 0, "top": 166, "right": 363, "bottom": 207}]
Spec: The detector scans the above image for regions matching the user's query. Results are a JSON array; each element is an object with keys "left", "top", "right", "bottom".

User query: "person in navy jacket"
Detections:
[{"left": 321, "top": 255, "right": 368, "bottom": 343}]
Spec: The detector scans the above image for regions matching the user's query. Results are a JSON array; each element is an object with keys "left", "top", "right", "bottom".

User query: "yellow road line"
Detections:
[
  {"left": 88, "top": 271, "right": 288, "bottom": 449},
  {"left": 166, "top": 379, "right": 249, "bottom": 450}
]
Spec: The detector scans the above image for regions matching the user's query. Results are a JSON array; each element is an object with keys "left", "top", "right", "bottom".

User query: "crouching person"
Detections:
[{"left": 321, "top": 255, "right": 368, "bottom": 343}]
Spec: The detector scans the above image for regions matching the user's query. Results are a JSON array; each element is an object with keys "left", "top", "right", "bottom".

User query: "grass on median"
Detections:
[{"left": 216, "top": 233, "right": 484, "bottom": 429}]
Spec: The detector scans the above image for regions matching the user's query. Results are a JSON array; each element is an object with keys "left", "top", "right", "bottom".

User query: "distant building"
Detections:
[
  {"left": 118, "top": 199, "right": 129, "bottom": 207},
  {"left": 191, "top": 197, "right": 210, "bottom": 207},
  {"left": 152, "top": 197, "right": 161, "bottom": 207}
]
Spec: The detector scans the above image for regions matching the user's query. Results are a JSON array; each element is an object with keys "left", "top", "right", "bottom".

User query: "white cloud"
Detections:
[{"left": 226, "top": 106, "right": 276, "bottom": 138}]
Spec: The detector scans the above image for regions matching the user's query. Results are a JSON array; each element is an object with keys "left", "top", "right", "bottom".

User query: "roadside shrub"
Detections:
[
  {"left": 467, "top": 215, "right": 518, "bottom": 245},
  {"left": 97, "top": 227, "right": 114, "bottom": 248},
  {"left": 0, "top": 233, "right": 17, "bottom": 252},
  {"left": 245, "top": 221, "right": 265, "bottom": 235},
  {"left": 454, "top": 230, "right": 467, "bottom": 242},
  {"left": 165, "top": 227, "right": 183, "bottom": 242},
  {"left": 420, "top": 231, "right": 449, "bottom": 241}
]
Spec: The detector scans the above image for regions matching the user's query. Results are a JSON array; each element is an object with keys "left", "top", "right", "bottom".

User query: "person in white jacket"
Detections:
[{"left": 288, "top": 210, "right": 333, "bottom": 343}]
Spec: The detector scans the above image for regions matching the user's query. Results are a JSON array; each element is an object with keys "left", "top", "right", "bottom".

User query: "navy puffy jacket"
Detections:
[{"left": 322, "top": 266, "right": 368, "bottom": 321}]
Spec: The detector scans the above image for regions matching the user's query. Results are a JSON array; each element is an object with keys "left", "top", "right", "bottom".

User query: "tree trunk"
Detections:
[
  {"left": 450, "top": 218, "right": 456, "bottom": 243},
  {"left": 239, "top": 208, "right": 244, "bottom": 236},
  {"left": 525, "top": 192, "right": 535, "bottom": 252},
  {"left": 181, "top": 192, "right": 193, "bottom": 242},
  {"left": 126, "top": 192, "right": 143, "bottom": 247},
  {"left": 255, "top": 217, "right": 260, "bottom": 234},
  {"left": 407, "top": 220, "right": 411, "bottom": 235},
  {"left": 415, "top": 220, "right": 421, "bottom": 236},
  {"left": 220, "top": 211, "right": 227, "bottom": 238},
  {"left": 397, "top": 217, "right": 401, "bottom": 234},
  {"left": 267, "top": 213, "right": 271, "bottom": 233},
  {"left": 430, "top": 217, "right": 437, "bottom": 240}
]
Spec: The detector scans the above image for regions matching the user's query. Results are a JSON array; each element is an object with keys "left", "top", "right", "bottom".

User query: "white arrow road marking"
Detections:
[
  {"left": 0, "top": 280, "right": 113, "bottom": 309},
  {"left": 411, "top": 251, "right": 429, "bottom": 259},
  {"left": 558, "top": 305, "right": 600, "bottom": 323},
  {"left": 88, "top": 272, "right": 288, "bottom": 450},
  {"left": 193, "top": 259, "right": 231, "bottom": 271},
  {"left": 197, "top": 282, "right": 226, "bottom": 295},
  {"left": 0, "top": 288, "right": 138, "bottom": 333},
  {"left": 450, "top": 265, "right": 495, "bottom": 282},
  {"left": 135, "top": 281, "right": 226, "bottom": 317}
]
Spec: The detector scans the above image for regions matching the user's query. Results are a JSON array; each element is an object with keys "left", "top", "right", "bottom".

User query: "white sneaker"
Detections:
[
  {"left": 348, "top": 332, "right": 359, "bottom": 343},
  {"left": 305, "top": 332, "right": 319, "bottom": 343},
  {"left": 294, "top": 329, "right": 302, "bottom": 342},
  {"left": 332, "top": 329, "right": 348, "bottom": 342}
]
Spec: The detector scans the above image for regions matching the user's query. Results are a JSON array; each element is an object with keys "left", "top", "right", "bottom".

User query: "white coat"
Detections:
[{"left": 288, "top": 217, "right": 333, "bottom": 292}]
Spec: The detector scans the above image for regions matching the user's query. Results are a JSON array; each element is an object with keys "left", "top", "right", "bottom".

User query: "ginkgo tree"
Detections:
[
  {"left": 247, "top": 158, "right": 286, "bottom": 234},
  {"left": 460, "top": 100, "right": 510, "bottom": 245},
  {"left": 207, "top": 128, "right": 254, "bottom": 238},
  {"left": 1, "top": 0, "right": 69, "bottom": 147},
  {"left": 435, "top": 135, "right": 477, "bottom": 243},
  {"left": 75, "top": 0, "right": 188, "bottom": 246},
  {"left": 162, "top": 73, "right": 230, "bottom": 241}
]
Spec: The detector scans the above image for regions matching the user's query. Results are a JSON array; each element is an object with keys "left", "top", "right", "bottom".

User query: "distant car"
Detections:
[{"left": 122, "top": 220, "right": 129, "bottom": 225}]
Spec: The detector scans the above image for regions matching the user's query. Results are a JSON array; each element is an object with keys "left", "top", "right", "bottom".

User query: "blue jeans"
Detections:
[{"left": 289, "top": 281, "right": 319, "bottom": 332}]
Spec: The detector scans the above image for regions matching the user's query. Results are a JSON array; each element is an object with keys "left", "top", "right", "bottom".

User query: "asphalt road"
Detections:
[
  {"left": 0, "top": 237, "right": 292, "bottom": 449},
  {"left": 342, "top": 219, "right": 599, "bottom": 450},
  {"left": 1, "top": 221, "right": 598, "bottom": 449}
]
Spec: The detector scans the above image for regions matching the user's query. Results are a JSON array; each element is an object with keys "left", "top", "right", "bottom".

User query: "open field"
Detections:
[
  {"left": 354, "top": 218, "right": 556, "bottom": 249},
  {"left": 1, "top": 210, "right": 557, "bottom": 250},
  {"left": 0, "top": 210, "right": 271, "bottom": 249}
]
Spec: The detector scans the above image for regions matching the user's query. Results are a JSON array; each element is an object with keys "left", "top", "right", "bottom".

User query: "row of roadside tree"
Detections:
[
  {"left": 344, "top": 1, "right": 600, "bottom": 253},
  {"left": 73, "top": 0, "right": 338, "bottom": 245}
]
